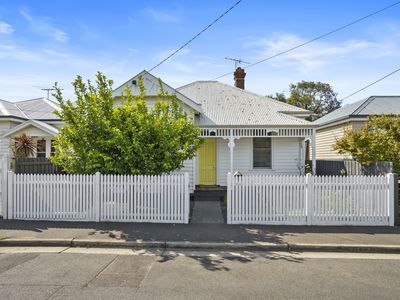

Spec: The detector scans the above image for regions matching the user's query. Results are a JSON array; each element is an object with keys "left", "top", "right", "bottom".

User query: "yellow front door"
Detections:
[{"left": 198, "top": 139, "right": 216, "bottom": 185}]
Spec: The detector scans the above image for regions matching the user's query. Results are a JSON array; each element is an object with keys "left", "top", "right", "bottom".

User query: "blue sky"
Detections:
[{"left": 0, "top": 0, "right": 399, "bottom": 105}]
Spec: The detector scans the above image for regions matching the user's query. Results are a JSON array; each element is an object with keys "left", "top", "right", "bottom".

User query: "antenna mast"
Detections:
[
  {"left": 224, "top": 57, "right": 250, "bottom": 69},
  {"left": 41, "top": 88, "right": 56, "bottom": 99},
  {"left": 33, "top": 86, "right": 63, "bottom": 99}
]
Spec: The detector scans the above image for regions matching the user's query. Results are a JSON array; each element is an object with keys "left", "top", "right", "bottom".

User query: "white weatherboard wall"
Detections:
[
  {"left": 172, "top": 159, "right": 194, "bottom": 192},
  {"left": 217, "top": 137, "right": 301, "bottom": 186},
  {"left": 0, "top": 122, "right": 12, "bottom": 159}
]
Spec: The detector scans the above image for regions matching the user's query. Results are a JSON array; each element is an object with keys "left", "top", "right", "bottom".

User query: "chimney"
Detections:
[{"left": 234, "top": 67, "right": 246, "bottom": 89}]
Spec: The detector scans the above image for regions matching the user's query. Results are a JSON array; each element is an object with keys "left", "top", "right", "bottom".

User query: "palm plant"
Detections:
[{"left": 13, "top": 133, "right": 36, "bottom": 158}]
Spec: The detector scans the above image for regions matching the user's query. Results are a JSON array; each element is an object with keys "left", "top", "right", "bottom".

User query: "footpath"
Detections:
[{"left": 0, "top": 219, "right": 400, "bottom": 253}]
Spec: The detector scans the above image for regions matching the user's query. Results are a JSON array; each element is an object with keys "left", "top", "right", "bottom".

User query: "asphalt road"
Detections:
[{"left": 0, "top": 247, "right": 399, "bottom": 299}]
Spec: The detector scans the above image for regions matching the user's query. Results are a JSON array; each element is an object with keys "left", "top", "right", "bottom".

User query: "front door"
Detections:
[{"left": 198, "top": 139, "right": 216, "bottom": 185}]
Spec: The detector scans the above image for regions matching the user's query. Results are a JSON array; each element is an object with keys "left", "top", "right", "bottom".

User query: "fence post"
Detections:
[
  {"left": 1, "top": 157, "right": 8, "bottom": 219},
  {"left": 393, "top": 173, "right": 399, "bottom": 226},
  {"left": 227, "top": 172, "right": 232, "bottom": 224},
  {"left": 94, "top": 172, "right": 101, "bottom": 222},
  {"left": 7, "top": 171, "right": 13, "bottom": 219},
  {"left": 306, "top": 173, "right": 313, "bottom": 225},
  {"left": 184, "top": 172, "right": 189, "bottom": 224},
  {"left": 388, "top": 173, "right": 395, "bottom": 226}
]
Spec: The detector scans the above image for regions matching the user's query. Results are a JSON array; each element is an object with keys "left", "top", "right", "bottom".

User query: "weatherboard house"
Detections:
[
  {"left": 313, "top": 96, "right": 400, "bottom": 160},
  {"left": 0, "top": 68, "right": 317, "bottom": 191}
]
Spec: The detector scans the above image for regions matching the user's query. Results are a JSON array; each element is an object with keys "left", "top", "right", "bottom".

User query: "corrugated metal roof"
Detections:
[
  {"left": 0, "top": 98, "right": 60, "bottom": 120},
  {"left": 314, "top": 96, "right": 400, "bottom": 126},
  {"left": 0, "top": 99, "right": 27, "bottom": 118},
  {"left": 178, "top": 81, "right": 313, "bottom": 126}
]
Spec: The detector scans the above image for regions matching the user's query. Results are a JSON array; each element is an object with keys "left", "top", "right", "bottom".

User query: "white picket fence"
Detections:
[
  {"left": 3, "top": 172, "right": 190, "bottom": 223},
  {"left": 227, "top": 173, "right": 396, "bottom": 226},
  {"left": 100, "top": 174, "right": 189, "bottom": 223}
]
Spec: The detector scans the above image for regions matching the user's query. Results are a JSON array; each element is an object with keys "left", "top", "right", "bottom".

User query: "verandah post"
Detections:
[
  {"left": 311, "top": 128, "right": 317, "bottom": 175},
  {"left": 387, "top": 173, "right": 396, "bottom": 226},
  {"left": 306, "top": 173, "right": 313, "bottom": 225}
]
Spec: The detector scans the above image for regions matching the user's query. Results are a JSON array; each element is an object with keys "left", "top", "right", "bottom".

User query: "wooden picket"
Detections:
[
  {"left": 6, "top": 172, "right": 190, "bottom": 223},
  {"left": 100, "top": 173, "right": 189, "bottom": 223},
  {"left": 228, "top": 173, "right": 395, "bottom": 226},
  {"left": 9, "top": 173, "right": 97, "bottom": 221},
  {"left": 228, "top": 174, "right": 307, "bottom": 225}
]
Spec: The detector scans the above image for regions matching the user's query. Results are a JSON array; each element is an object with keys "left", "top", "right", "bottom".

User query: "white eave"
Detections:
[
  {"left": 3, "top": 119, "right": 59, "bottom": 138},
  {"left": 112, "top": 70, "right": 203, "bottom": 113}
]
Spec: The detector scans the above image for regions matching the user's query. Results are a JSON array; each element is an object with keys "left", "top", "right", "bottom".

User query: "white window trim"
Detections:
[
  {"left": 36, "top": 138, "right": 47, "bottom": 158},
  {"left": 45, "top": 139, "right": 52, "bottom": 158},
  {"left": 251, "top": 137, "right": 275, "bottom": 170}
]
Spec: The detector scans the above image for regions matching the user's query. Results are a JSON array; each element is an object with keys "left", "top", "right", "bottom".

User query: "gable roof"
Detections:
[
  {"left": 314, "top": 96, "right": 400, "bottom": 126},
  {"left": 0, "top": 98, "right": 61, "bottom": 120},
  {"left": 112, "top": 70, "right": 202, "bottom": 113},
  {"left": 178, "top": 81, "right": 313, "bottom": 126},
  {"left": 3, "top": 119, "right": 59, "bottom": 138}
]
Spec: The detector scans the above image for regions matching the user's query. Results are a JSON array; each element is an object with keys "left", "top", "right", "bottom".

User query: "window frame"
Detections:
[
  {"left": 252, "top": 137, "right": 273, "bottom": 169},
  {"left": 36, "top": 139, "right": 46, "bottom": 158}
]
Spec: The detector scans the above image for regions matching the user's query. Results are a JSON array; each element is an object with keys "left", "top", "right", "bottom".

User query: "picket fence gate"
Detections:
[
  {"left": 227, "top": 173, "right": 396, "bottom": 226},
  {"left": 3, "top": 172, "right": 190, "bottom": 224}
]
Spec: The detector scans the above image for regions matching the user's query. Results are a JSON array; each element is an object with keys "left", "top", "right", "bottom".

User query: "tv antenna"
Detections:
[
  {"left": 225, "top": 57, "right": 250, "bottom": 69},
  {"left": 33, "top": 86, "right": 63, "bottom": 99}
]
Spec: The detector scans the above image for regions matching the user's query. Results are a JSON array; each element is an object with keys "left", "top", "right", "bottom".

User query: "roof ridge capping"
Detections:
[
  {"left": 352, "top": 96, "right": 375, "bottom": 115},
  {"left": 178, "top": 80, "right": 312, "bottom": 114}
]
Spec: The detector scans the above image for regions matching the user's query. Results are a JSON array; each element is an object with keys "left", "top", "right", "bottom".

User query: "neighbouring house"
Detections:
[
  {"left": 313, "top": 96, "right": 400, "bottom": 160},
  {"left": 113, "top": 68, "right": 316, "bottom": 189},
  {"left": 0, "top": 68, "right": 317, "bottom": 189},
  {"left": 0, "top": 98, "right": 62, "bottom": 160}
]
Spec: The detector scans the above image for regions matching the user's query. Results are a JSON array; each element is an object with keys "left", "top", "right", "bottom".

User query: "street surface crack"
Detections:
[{"left": 84, "top": 254, "right": 118, "bottom": 287}]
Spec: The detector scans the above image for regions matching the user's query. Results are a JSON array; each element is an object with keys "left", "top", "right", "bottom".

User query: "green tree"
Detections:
[
  {"left": 334, "top": 114, "right": 400, "bottom": 173},
  {"left": 51, "top": 72, "right": 202, "bottom": 175},
  {"left": 267, "top": 92, "right": 287, "bottom": 103},
  {"left": 287, "top": 81, "right": 341, "bottom": 120}
]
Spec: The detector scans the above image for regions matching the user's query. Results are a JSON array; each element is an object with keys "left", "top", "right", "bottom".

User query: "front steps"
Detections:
[{"left": 193, "top": 185, "right": 227, "bottom": 202}]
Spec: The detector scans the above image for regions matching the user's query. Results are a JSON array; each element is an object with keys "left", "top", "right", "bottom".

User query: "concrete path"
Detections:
[
  {"left": 1, "top": 250, "right": 400, "bottom": 299},
  {"left": 0, "top": 220, "right": 400, "bottom": 252},
  {"left": 191, "top": 201, "right": 225, "bottom": 224}
]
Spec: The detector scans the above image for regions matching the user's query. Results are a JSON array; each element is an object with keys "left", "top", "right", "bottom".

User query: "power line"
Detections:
[
  {"left": 148, "top": 0, "right": 243, "bottom": 72},
  {"left": 339, "top": 67, "right": 400, "bottom": 102},
  {"left": 211, "top": 1, "right": 400, "bottom": 80}
]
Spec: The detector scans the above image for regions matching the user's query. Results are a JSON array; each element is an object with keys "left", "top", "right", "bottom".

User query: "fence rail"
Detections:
[
  {"left": 307, "top": 159, "right": 393, "bottom": 176},
  {"left": 227, "top": 173, "right": 395, "bottom": 226},
  {"left": 4, "top": 172, "right": 189, "bottom": 223},
  {"left": 15, "top": 157, "right": 63, "bottom": 174}
]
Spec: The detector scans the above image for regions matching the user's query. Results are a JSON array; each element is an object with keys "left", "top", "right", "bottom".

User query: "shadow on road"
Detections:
[
  {"left": 0, "top": 219, "right": 399, "bottom": 244},
  {"left": 157, "top": 250, "right": 304, "bottom": 271}
]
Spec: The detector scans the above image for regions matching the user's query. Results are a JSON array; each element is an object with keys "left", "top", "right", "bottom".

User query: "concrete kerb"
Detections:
[{"left": 1, "top": 238, "right": 400, "bottom": 253}]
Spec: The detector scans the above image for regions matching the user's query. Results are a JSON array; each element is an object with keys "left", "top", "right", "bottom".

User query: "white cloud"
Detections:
[
  {"left": 244, "top": 33, "right": 399, "bottom": 74},
  {"left": 20, "top": 9, "right": 68, "bottom": 42},
  {"left": 128, "top": 48, "right": 139, "bottom": 56},
  {"left": 0, "top": 21, "right": 13, "bottom": 34},
  {"left": 154, "top": 48, "right": 191, "bottom": 61},
  {"left": 144, "top": 7, "right": 179, "bottom": 23}
]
